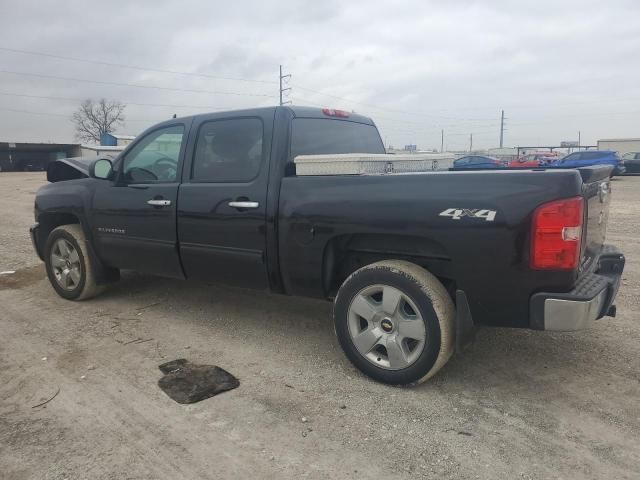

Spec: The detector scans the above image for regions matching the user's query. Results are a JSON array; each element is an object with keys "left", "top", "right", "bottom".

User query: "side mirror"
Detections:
[{"left": 91, "top": 158, "right": 113, "bottom": 180}]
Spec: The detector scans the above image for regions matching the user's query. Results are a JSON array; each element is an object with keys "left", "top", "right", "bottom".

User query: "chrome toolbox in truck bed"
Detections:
[{"left": 294, "top": 153, "right": 455, "bottom": 175}]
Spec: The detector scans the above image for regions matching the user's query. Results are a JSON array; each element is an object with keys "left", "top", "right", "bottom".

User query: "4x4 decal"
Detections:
[{"left": 439, "top": 208, "right": 497, "bottom": 222}]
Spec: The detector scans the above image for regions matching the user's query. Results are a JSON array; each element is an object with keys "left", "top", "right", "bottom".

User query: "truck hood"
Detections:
[{"left": 46, "top": 155, "right": 116, "bottom": 182}]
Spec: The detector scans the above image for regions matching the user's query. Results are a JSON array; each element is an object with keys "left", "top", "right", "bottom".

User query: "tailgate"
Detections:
[{"left": 579, "top": 166, "right": 612, "bottom": 268}]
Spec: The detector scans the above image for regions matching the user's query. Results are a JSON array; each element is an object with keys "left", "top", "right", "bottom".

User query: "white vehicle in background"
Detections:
[
  {"left": 622, "top": 152, "right": 640, "bottom": 173},
  {"left": 597, "top": 138, "right": 640, "bottom": 156}
]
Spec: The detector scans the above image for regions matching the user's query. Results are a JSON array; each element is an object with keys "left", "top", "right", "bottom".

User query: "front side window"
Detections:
[
  {"left": 562, "top": 152, "right": 580, "bottom": 162},
  {"left": 122, "top": 125, "right": 184, "bottom": 183},
  {"left": 192, "top": 118, "right": 264, "bottom": 183}
]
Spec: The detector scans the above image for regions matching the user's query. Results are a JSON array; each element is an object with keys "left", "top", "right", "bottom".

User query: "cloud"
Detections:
[{"left": 0, "top": 0, "right": 638, "bottom": 149}]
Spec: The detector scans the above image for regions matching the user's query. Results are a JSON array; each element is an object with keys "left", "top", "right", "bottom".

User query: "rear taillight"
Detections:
[
  {"left": 530, "top": 196, "right": 584, "bottom": 270},
  {"left": 322, "top": 108, "right": 350, "bottom": 118}
]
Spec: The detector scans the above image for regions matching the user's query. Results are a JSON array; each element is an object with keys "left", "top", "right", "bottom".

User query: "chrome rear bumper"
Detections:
[{"left": 530, "top": 245, "right": 624, "bottom": 331}]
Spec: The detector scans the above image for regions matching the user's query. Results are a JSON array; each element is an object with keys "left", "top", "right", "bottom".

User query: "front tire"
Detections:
[
  {"left": 333, "top": 260, "right": 455, "bottom": 385},
  {"left": 44, "top": 224, "right": 102, "bottom": 301}
]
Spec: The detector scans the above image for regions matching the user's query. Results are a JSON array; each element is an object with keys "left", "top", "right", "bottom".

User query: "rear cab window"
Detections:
[{"left": 290, "top": 118, "right": 385, "bottom": 160}]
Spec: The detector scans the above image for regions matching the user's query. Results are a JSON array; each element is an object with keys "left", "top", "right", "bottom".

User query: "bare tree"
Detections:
[{"left": 72, "top": 98, "right": 126, "bottom": 143}]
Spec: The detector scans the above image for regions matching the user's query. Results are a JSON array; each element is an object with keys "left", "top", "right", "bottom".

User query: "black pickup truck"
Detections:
[{"left": 30, "top": 106, "right": 625, "bottom": 385}]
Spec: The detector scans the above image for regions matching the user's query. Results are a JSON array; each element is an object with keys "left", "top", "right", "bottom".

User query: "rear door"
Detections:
[
  {"left": 579, "top": 151, "right": 610, "bottom": 167},
  {"left": 177, "top": 111, "right": 273, "bottom": 289},
  {"left": 583, "top": 151, "right": 606, "bottom": 167}
]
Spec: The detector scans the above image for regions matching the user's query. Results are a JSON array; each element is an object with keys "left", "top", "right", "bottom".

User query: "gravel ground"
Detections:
[{"left": 1, "top": 172, "right": 638, "bottom": 480}]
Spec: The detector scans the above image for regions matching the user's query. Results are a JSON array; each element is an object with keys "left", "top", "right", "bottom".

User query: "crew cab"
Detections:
[{"left": 30, "top": 106, "right": 625, "bottom": 385}]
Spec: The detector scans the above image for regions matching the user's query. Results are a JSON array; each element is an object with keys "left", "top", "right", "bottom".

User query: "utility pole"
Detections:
[
  {"left": 578, "top": 130, "right": 581, "bottom": 147},
  {"left": 441, "top": 129, "right": 444, "bottom": 153},
  {"left": 469, "top": 133, "right": 473, "bottom": 152},
  {"left": 499, "top": 109, "right": 505, "bottom": 148},
  {"left": 279, "top": 65, "right": 291, "bottom": 106}
]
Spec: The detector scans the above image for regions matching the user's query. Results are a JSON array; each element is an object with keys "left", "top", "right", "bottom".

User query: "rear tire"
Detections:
[
  {"left": 333, "top": 260, "right": 455, "bottom": 385},
  {"left": 44, "top": 224, "right": 102, "bottom": 301}
]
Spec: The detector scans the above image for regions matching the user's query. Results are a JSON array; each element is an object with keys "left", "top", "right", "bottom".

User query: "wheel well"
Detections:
[
  {"left": 323, "top": 234, "right": 456, "bottom": 299},
  {"left": 37, "top": 213, "right": 81, "bottom": 252},
  {"left": 36, "top": 212, "right": 119, "bottom": 285}
]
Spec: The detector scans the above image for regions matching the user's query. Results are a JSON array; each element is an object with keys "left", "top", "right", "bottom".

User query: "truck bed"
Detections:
[{"left": 278, "top": 166, "right": 611, "bottom": 329}]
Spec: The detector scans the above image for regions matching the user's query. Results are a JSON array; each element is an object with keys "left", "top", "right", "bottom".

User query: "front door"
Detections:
[
  {"left": 559, "top": 152, "right": 581, "bottom": 168},
  {"left": 177, "top": 113, "right": 272, "bottom": 289},
  {"left": 91, "top": 123, "right": 189, "bottom": 279}
]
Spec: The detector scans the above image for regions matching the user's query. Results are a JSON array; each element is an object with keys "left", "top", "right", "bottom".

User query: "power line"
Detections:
[
  {"left": 0, "top": 46, "right": 278, "bottom": 85},
  {"left": 294, "top": 95, "right": 500, "bottom": 131},
  {"left": 294, "top": 84, "right": 498, "bottom": 121},
  {"left": 0, "top": 46, "right": 503, "bottom": 125},
  {"left": 0, "top": 90, "right": 500, "bottom": 136},
  {"left": 0, "top": 91, "right": 237, "bottom": 111},
  {"left": 3, "top": 45, "right": 638, "bottom": 122},
  {"left": 0, "top": 107, "right": 162, "bottom": 124},
  {"left": 0, "top": 69, "right": 279, "bottom": 98}
]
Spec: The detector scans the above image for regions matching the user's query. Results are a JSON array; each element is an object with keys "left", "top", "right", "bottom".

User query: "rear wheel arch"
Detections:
[
  {"left": 322, "top": 233, "right": 455, "bottom": 298},
  {"left": 37, "top": 212, "right": 82, "bottom": 251}
]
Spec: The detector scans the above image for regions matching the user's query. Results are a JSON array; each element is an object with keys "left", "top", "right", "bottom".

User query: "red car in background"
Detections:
[{"left": 508, "top": 152, "right": 560, "bottom": 168}]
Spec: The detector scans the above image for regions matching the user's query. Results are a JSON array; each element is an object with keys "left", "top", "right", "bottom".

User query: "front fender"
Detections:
[{"left": 34, "top": 178, "right": 118, "bottom": 285}]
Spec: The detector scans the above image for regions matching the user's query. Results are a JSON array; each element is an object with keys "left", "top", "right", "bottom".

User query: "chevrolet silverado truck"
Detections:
[{"left": 30, "top": 106, "right": 625, "bottom": 385}]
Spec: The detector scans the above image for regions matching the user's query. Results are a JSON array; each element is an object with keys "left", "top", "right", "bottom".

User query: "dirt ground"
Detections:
[{"left": 1, "top": 172, "right": 638, "bottom": 480}]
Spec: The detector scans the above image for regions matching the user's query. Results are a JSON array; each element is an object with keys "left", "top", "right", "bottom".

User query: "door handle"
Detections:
[
  {"left": 147, "top": 199, "right": 172, "bottom": 207},
  {"left": 228, "top": 201, "right": 259, "bottom": 209}
]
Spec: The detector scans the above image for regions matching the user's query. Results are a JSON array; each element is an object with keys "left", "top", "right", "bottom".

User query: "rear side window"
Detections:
[
  {"left": 290, "top": 118, "right": 385, "bottom": 159},
  {"left": 562, "top": 152, "right": 581, "bottom": 162},
  {"left": 192, "top": 118, "right": 263, "bottom": 183},
  {"left": 580, "top": 151, "right": 602, "bottom": 160}
]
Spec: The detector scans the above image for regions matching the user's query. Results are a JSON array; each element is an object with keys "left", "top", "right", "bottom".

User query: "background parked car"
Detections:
[
  {"left": 453, "top": 155, "right": 502, "bottom": 169},
  {"left": 622, "top": 152, "right": 640, "bottom": 173},
  {"left": 551, "top": 150, "right": 625, "bottom": 176},
  {"left": 508, "top": 152, "right": 559, "bottom": 168}
]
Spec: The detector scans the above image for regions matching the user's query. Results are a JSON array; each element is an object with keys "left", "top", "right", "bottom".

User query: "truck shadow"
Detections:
[{"left": 104, "top": 271, "right": 634, "bottom": 397}]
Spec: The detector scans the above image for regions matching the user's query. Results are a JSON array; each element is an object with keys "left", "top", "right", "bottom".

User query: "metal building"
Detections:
[{"left": 0, "top": 142, "right": 81, "bottom": 172}]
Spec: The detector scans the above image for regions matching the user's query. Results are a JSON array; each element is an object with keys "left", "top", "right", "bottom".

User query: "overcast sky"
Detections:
[{"left": 1, "top": 0, "right": 639, "bottom": 150}]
